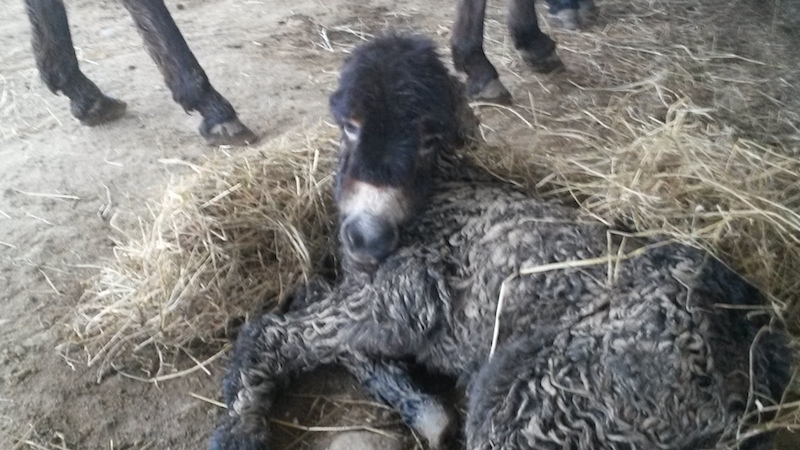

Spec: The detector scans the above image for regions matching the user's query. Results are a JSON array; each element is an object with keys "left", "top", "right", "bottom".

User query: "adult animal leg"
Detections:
[
  {"left": 544, "top": 0, "right": 597, "bottom": 29},
  {"left": 120, "top": 0, "right": 257, "bottom": 146},
  {"left": 25, "top": 0, "right": 127, "bottom": 125},
  {"left": 508, "top": 0, "right": 563, "bottom": 73},
  {"left": 576, "top": 0, "right": 598, "bottom": 25},
  {"left": 451, "top": 0, "right": 512, "bottom": 103}
]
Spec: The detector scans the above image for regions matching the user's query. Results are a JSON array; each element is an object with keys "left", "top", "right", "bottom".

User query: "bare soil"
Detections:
[{"left": 1, "top": 0, "right": 798, "bottom": 449}]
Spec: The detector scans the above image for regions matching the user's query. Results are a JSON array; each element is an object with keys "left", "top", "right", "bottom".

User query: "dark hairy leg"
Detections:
[
  {"left": 508, "top": 0, "right": 563, "bottom": 73},
  {"left": 545, "top": 0, "right": 597, "bottom": 29},
  {"left": 25, "top": 0, "right": 127, "bottom": 125},
  {"left": 283, "top": 275, "right": 454, "bottom": 448},
  {"left": 451, "top": 0, "right": 512, "bottom": 103},
  {"left": 121, "top": 0, "right": 257, "bottom": 145},
  {"left": 210, "top": 313, "right": 332, "bottom": 449},
  {"left": 211, "top": 354, "right": 453, "bottom": 450}
]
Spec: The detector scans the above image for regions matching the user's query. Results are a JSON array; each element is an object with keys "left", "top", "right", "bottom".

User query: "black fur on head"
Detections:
[{"left": 329, "top": 34, "right": 466, "bottom": 270}]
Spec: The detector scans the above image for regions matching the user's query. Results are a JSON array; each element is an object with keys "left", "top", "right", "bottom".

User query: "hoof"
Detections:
[
  {"left": 72, "top": 95, "right": 127, "bottom": 126},
  {"left": 547, "top": 9, "right": 580, "bottom": 30},
  {"left": 200, "top": 118, "right": 259, "bottom": 146},
  {"left": 520, "top": 48, "right": 564, "bottom": 74},
  {"left": 468, "top": 78, "right": 512, "bottom": 104},
  {"left": 410, "top": 400, "right": 455, "bottom": 450},
  {"left": 548, "top": 1, "right": 597, "bottom": 29},
  {"left": 578, "top": 0, "right": 598, "bottom": 26}
]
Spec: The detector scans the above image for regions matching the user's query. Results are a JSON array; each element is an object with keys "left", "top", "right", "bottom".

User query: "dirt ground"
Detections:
[{"left": 1, "top": 0, "right": 798, "bottom": 449}]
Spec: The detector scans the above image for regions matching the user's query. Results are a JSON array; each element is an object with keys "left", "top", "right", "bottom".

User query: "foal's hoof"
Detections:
[
  {"left": 73, "top": 95, "right": 127, "bottom": 126},
  {"left": 520, "top": 49, "right": 564, "bottom": 74},
  {"left": 467, "top": 78, "right": 512, "bottom": 104},
  {"left": 410, "top": 400, "right": 456, "bottom": 450},
  {"left": 200, "top": 118, "right": 259, "bottom": 146},
  {"left": 328, "top": 431, "right": 403, "bottom": 450}
]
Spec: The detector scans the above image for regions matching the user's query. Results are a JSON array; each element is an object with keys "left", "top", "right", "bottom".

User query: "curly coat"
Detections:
[{"left": 210, "top": 35, "right": 791, "bottom": 450}]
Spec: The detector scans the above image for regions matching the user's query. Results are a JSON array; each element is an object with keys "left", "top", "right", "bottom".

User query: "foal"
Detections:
[{"left": 211, "top": 35, "right": 790, "bottom": 450}]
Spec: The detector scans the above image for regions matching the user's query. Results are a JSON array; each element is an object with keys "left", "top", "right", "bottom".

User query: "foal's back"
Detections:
[{"left": 397, "top": 181, "right": 791, "bottom": 449}]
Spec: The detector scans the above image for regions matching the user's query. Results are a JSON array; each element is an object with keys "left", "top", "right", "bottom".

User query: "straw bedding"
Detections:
[
  {"left": 468, "top": 101, "right": 800, "bottom": 330},
  {"left": 70, "top": 0, "right": 799, "bottom": 437},
  {"left": 73, "top": 130, "right": 339, "bottom": 370}
]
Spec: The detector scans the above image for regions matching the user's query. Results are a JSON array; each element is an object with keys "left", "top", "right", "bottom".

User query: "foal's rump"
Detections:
[{"left": 462, "top": 237, "right": 789, "bottom": 449}]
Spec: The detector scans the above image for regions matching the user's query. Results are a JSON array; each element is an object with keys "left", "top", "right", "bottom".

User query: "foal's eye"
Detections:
[
  {"left": 420, "top": 134, "right": 441, "bottom": 156},
  {"left": 343, "top": 120, "right": 360, "bottom": 140}
]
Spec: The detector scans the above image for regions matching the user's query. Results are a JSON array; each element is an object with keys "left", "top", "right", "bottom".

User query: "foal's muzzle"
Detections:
[{"left": 340, "top": 213, "right": 400, "bottom": 269}]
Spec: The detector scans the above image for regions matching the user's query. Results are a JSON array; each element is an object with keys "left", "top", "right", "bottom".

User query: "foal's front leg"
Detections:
[
  {"left": 212, "top": 352, "right": 453, "bottom": 450},
  {"left": 212, "top": 311, "right": 389, "bottom": 448},
  {"left": 121, "top": 0, "right": 257, "bottom": 146},
  {"left": 212, "top": 260, "right": 450, "bottom": 449},
  {"left": 210, "top": 310, "right": 340, "bottom": 449},
  {"left": 284, "top": 276, "right": 455, "bottom": 450}
]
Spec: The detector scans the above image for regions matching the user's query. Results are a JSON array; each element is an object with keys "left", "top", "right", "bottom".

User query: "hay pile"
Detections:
[
  {"left": 465, "top": 0, "right": 800, "bottom": 337},
  {"left": 72, "top": 128, "right": 339, "bottom": 370},
  {"left": 66, "top": 0, "right": 799, "bottom": 436},
  {"left": 469, "top": 100, "right": 800, "bottom": 330},
  {"left": 73, "top": 105, "right": 800, "bottom": 379}
]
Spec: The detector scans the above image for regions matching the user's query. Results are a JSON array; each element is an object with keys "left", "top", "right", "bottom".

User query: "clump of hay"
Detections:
[{"left": 72, "top": 127, "right": 339, "bottom": 371}]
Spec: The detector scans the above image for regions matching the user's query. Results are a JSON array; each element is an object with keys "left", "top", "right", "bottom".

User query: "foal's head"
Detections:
[{"left": 329, "top": 35, "right": 465, "bottom": 270}]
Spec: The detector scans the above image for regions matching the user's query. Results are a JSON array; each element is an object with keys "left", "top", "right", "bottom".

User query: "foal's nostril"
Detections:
[
  {"left": 345, "top": 221, "right": 366, "bottom": 251},
  {"left": 341, "top": 215, "right": 400, "bottom": 265}
]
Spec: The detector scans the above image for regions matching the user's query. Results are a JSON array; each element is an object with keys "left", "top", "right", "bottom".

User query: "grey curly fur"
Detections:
[{"left": 210, "top": 35, "right": 791, "bottom": 450}]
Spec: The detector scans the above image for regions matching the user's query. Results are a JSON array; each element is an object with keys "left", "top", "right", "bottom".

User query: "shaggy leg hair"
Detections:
[{"left": 24, "top": 0, "right": 256, "bottom": 145}]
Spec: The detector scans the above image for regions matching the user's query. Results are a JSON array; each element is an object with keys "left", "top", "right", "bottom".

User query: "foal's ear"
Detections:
[{"left": 329, "top": 89, "right": 346, "bottom": 123}]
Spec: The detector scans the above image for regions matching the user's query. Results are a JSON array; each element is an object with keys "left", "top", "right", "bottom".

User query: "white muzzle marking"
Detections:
[{"left": 338, "top": 180, "right": 410, "bottom": 225}]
